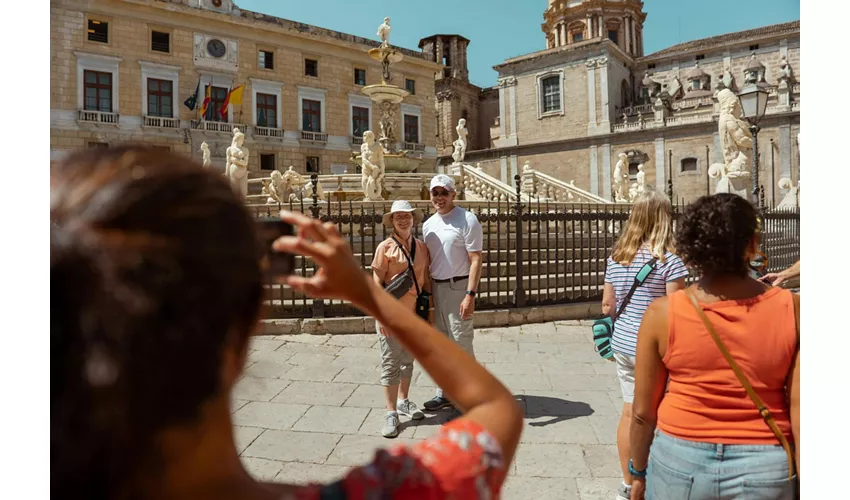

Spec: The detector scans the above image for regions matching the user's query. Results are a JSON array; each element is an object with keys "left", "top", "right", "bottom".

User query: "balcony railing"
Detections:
[
  {"left": 254, "top": 126, "right": 285, "bottom": 138},
  {"left": 300, "top": 130, "right": 328, "bottom": 143},
  {"left": 351, "top": 135, "right": 364, "bottom": 146},
  {"left": 78, "top": 110, "right": 119, "bottom": 125},
  {"left": 143, "top": 115, "right": 179, "bottom": 129},
  {"left": 403, "top": 142, "right": 425, "bottom": 152},
  {"left": 190, "top": 120, "right": 247, "bottom": 134}
]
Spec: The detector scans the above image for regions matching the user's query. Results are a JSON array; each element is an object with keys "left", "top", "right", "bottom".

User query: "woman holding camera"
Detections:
[{"left": 371, "top": 200, "right": 430, "bottom": 437}]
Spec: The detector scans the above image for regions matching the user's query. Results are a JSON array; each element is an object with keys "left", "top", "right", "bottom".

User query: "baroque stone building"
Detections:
[
  {"left": 50, "top": 0, "right": 441, "bottom": 175},
  {"left": 443, "top": 0, "right": 800, "bottom": 205}
]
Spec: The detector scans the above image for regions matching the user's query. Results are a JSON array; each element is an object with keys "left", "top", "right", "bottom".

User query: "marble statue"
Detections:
[
  {"left": 378, "top": 101, "right": 396, "bottom": 152},
  {"left": 636, "top": 164, "right": 647, "bottom": 194},
  {"left": 200, "top": 141, "right": 211, "bottom": 168},
  {"left": 722, "top": 67, "right": 734, "bottom": 90},
  {"left": 628, "top": 182, "right": 639, "bottom": 202},
  {"left": 622, "top": 112, "right": 628, "bottom": 124},
  {"left": 264, "top": 170, "right": 285, "bottom": 204},
  {"left": 613, "top": 152, "right": 629, "bottom": 202},
  {"left": 777, "top": 178, "right": 799, "bottom": 208},
  {"left": 777, "top": 56, "right": 794, "bottom": 85},
  {"left": 360, "top": 131, "right": 386, "bottom": 201},
  {"left": 452, "top": 118, "right": 468, "bottom": 164},
  {"left": 709, "top": 89, "right": 753, "bottom": 197},
  {"left": 377, "top": 17, "right": 391, "bottom": 48},
  {"left": 282, "top": 166, "right": 304, "bottom": 194},
  {"left": 637, "top": 110, "right": 644, "bottom": 123},
  {"left": 225, "top": 128, "right": 250, "bottom": 198}
]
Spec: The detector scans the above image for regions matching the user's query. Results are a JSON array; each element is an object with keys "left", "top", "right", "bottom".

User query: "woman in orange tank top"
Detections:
[{"left": 627, "top": 194, "right": 800, "bottom": 500}]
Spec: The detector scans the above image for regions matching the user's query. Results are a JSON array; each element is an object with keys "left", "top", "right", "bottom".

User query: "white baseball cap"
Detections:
[{"left": 429, "top": 174, "right": 456, "bottom": 192}]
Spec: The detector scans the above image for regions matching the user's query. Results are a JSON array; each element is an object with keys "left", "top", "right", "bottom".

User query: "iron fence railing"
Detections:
[{"left": 253, "top": 175, "right": 800, "bottom": 319}]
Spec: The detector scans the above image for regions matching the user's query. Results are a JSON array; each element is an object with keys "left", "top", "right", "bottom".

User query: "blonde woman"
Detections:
[
  {"left": 371, "top": 200, "right": 430, "bottom": 437},
  {"left": 601, "top": 190, "right": 689, "bottom": 500}
]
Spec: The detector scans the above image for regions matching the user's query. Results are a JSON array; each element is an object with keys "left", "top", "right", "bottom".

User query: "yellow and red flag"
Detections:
[
  {"left": 198, "top": 85, "right": 212, "bottom": 117},
  {"left": 219, "top": 84, "right": 244, "bottom": 119}
]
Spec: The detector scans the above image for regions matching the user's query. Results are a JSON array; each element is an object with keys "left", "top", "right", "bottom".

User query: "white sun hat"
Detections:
[{"left": 381, "top": 200, "right": 424, "bottom": 227}]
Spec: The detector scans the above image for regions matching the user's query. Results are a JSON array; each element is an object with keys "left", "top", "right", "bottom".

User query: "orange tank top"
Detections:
[{"left": 657, "top": 287, "right": 797, "bottom": 444}]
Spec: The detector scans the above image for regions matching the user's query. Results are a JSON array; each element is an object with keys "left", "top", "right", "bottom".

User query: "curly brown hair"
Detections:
[{"left": 675, "top": 193, "right": 758, "bottom": 278}]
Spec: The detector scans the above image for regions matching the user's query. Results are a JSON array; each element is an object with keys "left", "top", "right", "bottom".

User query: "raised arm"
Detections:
[{"left": 274, "top": 212, "right": 523, "bottom": 466}]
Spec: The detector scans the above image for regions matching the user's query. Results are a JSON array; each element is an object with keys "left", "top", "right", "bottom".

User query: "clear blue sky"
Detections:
[{"left": 237, "top": 0, "right": 800, "bottom": 88}]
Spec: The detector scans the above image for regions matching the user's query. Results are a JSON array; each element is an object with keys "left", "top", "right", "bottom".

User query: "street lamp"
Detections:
[{"left": 738, "top": 83, "right": 769, "bottom": 206}]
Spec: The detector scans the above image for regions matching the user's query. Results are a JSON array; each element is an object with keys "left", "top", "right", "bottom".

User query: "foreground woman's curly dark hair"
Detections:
[{"left": 675, "top": 193, "right": 758, "bottom": 277}]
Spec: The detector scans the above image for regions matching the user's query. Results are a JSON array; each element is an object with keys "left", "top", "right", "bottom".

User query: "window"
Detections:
[
  {"left": 628, "top": 163, "right": 639, "bottom": 181},
  {"left": 260, "top": 154, "right": 276, "bottom": 171},
  {"left": 695, "top": 54, "right": 705, "bottom": 61},
  {"left": 302, "top": 99, "right": 321, "bottom": 132},
  {"left": 306, "top": 156, "right": 320, "bottom": 173},
  {"left": 205, "top": 86, "right": 229, "bottom": 121},
  {"left": 647, "top": 63, "right": 656, "bottom": 69},
  {"left": 87, "top": 19, "right": 108, "bottom": 43},
  {"left": 147, "top": 78, "right": 173, "bottom": 117},
  {"left": 541, "top": 75, "right": 561, "bottom": 113},
  {"left": 256, "top": 93, "right": 277, "bottom": 128},
  {"left": 354, "top": 68, "right": 366, "bottom": 86},
  {"left": 572, "top": 32, "right": 584, "bottom": 43},
  {"left": 405, "top": 78, "right": 416, "bottom": 95},
  {"left": 749, "top": 44, "right": 759, "bottom": 51},
  {"left": 352, "top": 106, "right": 369, "bottom": 138},
  {"left": 88, "top": 142, "right": 109, "bottom": 148},
  {"left": 681, "top": 158, "right": 698, "bottom": 173},
  {"left": 404, "top": 114, "right": 420, "bottom": 144},
  {"left": 84, "top": 70, "right": 113, "bottom": 112},
  {"left": 305, "top": 59, "right": 318, "bottom": 77},
  {"left": 608, "top": 30, "right": 618, "bottom": 44},
  {"left": 151, "top": 31, "right": 170, "bottom": 53},
  {"left": 692, "top": 79, "right": 702, "bottom": 91},
  {"left": 259, "top": 50, "right": 274, "bottom": 70}
]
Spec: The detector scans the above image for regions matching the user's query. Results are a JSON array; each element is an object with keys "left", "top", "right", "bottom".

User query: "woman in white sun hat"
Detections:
[{"left": 371, "top": 200, "right": 431, "bottom": 437}]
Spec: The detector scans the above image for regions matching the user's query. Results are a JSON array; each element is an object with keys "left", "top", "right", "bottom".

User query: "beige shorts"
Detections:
[{"left": 614, "top": 351, "right": 636, "bottom": 404}]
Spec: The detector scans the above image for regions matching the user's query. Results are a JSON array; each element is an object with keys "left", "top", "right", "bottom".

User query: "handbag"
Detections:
[
  {"left": 391, "top": 235, "right": 431, "bottom": 321},
  {"left": 592, "top": 258, "right": 657, "bottom": 360},
  {"left": 383, "top": 237, "right": 417, "bottom": 299},
  {"left": 685, "top": 289, "right": 798, "bottom": 482}
]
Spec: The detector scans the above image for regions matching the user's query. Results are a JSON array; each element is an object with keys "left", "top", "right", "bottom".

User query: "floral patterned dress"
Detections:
[{"left": 290, "top": 419, "right": 506, "bottom": 499}]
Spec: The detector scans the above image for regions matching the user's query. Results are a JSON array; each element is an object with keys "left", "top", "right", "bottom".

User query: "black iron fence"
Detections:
[{"left": 252, "top": 175, "right": 800, "bottom": 319}]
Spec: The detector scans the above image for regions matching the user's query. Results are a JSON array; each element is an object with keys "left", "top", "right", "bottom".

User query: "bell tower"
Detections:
[{"left": 542, "top": 0, "right": 646, "bottom": 57}]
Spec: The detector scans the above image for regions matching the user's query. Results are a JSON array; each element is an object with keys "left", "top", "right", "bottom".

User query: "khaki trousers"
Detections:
[{"left": 432, "top": 277, "right": 475, "bottom": 397}]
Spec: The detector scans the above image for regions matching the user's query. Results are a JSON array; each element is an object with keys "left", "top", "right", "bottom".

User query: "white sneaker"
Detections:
[
  {"left": 397, "top": 399, "right": 424, "bottom": 420},
  {"left": 616, "top": 482, "right": 631, "bottom": 500},
  {"left": 382, "top": 412, "right": 399, "bottom": 438}
]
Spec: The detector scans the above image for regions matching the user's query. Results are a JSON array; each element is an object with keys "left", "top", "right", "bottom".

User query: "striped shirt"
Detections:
[{"left": 605, "top": 248, "right": 689, "bottom": 356}]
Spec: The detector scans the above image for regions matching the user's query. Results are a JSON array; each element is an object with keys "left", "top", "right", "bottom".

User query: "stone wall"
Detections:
[{"left": 512, "top": 63, "right": 590, "bottom": 144}]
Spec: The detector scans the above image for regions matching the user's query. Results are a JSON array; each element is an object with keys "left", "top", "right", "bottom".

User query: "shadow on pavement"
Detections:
[{"left": 520, "top": 394, "right": 594, "bottom": 427}]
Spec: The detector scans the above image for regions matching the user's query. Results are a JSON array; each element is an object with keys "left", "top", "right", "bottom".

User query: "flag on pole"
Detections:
[
  {"left": 183, "top": 79, "right": 200, "bottom": 110},
  {"left": 198, "top": 85, "right": 212, "bottom": 118},
  {"left": 220, "top": 84, "right": 244, "bottom": 119}
]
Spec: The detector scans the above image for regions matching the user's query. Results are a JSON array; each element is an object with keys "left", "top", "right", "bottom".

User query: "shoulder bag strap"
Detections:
[
  {"left": 391, "top": 236, "right": 421, "bottom": 296},
  {"left": 614, "top": 257, "right": 658, "bottom": 321},
  {"left": 685, "top": 289, "right": 795, "bottom": 480}
]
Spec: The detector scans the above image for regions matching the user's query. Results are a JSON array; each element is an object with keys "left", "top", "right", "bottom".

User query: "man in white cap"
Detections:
[{"left": 421, "top": 174, "right": 483, "bottom": 412}]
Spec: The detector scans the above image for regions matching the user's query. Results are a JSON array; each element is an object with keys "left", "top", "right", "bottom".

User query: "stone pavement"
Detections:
[{"left": 233, "top": 320, "right": 624, "bottom": 500}]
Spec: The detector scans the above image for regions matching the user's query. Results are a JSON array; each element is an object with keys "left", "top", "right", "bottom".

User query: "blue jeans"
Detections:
[{"left": 647, "top": 430, "right": 797, "bottom": 500}]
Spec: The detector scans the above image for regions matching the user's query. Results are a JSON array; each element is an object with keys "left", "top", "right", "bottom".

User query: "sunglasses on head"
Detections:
[{"left": 431, "top": 189, "right": 451, "bottom": 197}]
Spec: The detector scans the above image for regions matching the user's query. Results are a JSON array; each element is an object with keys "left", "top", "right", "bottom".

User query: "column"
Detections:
[
  {"left": 779, "top": 124, "right": 792, "bottom": 191},
  {"left": 510, "top": 155, "right": 518, "bottom": 180},
  {"left": 435, "top": 36, "right": 443, "bottom": 66},
  {"left": 500, "top": 156, "right": 508, "bottom": 183},
  {"left": 655, "top": 138, "right": 666, "bottom": 192},
  {"left": 624, "top": 16, "right": 631, "bottom": 53},
  {"left": 590, "top": 145, "right": 600, "bottom": 196},
  {"left": 451, "top": 37, "right": 459, "bottom": 74},
  {"left": 587, "top": 15, "right": 592, "bottom": 38},
  {"left": 498, "top": 84, "right": 507, "bottom": 139},
  {"left": 509, "top": 84, "right": 518, "bottom": 141},
  {"left": 632, "top": 18, "right": 638, "bottom": 56},
  {"left": 602, "top": 143, "right": 612, "bottom": 200},
  {"left": 598, "top": 16, "right": 603, "bottom": 37},
  {"left": 561, "top": 23, "right": 567, "bottom": 45},
  {"left": 586, "top": 60, "right": 597, "bottom": 134},
  {"left": 599, "top": 58, "right": 610, "bottom": 131}
]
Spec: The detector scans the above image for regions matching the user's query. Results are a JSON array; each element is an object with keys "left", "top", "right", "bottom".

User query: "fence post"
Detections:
[
  {"left": 513, "top": 175, "right": 526, "bottom": 307},
  {"left": 309, "top": 174, "right": 325, "bottom": 318}
]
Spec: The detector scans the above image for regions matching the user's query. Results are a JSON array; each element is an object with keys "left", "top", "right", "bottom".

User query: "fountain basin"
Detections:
[
  {"left": 349, "top": 151, "right": 427, "bottom": 173},
  {"left": 361, "top": 84, "right": 409, "bottom": 104}
]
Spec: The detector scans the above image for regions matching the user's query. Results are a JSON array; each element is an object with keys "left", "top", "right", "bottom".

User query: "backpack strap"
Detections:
[{"left": 614, "top": 257, "right": 658, "bottom": 321}]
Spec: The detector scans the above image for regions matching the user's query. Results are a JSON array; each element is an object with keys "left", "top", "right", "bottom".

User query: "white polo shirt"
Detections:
[{"left": 422, "top": 206, "right": 483, "bottom": 280}]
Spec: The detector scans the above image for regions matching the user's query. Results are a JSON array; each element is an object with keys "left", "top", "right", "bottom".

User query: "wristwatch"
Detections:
[
  {"left": 466, "top": 290, "right": 476, "bottom": 297},
  {"left": 628, "top": 459, "right": 647, "bottom": 478}
]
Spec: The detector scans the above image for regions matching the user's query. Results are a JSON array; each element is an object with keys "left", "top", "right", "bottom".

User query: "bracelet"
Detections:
[{"left": 628, "top": 459, "right": 647, "bottom": 478}]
